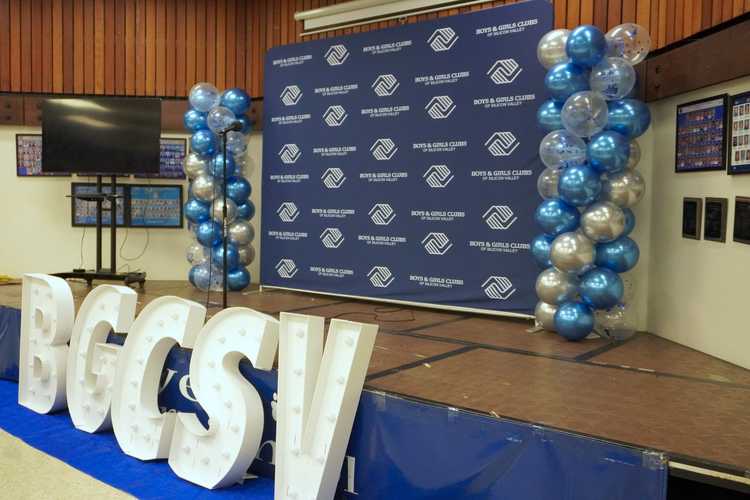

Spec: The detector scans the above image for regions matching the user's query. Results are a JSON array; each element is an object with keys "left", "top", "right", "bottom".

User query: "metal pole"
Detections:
[
  {"left": 110, "top": 175, "right": 117, "bottom": 273},
  {"left": 95, "top": 175, "right": 102, "bottom": 272},
  {"left": 222, "top": 131, "right": 229, "bottom": 309}
]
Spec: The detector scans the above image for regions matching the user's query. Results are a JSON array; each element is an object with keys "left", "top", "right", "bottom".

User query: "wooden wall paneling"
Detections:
[
  {"left": 84, "top": 0, "right": 95, "bottom": 93},
  {"left": 21, "top": 0, "right": 32, "bottom": 92},
  {"left": 702, "top": 0, "right": 714, "bottom": 30},
  {"left": 135, "top": 0, "right": 145, "bottom": 95},
  {"left": 646, "top": 16, "right": 750, "bottom": 101},
  {"left": 185, "top": 0, "right": 196, "bottom": 89},
  {"left": 94, "top": 0, "right": 105, "bottom": 93},
  {"left": 23, "top": 95, "right": 43, "bottom": 126},
  {"left": 0, "top": 94, "right": 23, "bottom": 125},
  {"left": 554, "top": 0, "right": 567, "bottom": 28},
  {"left": 103, "top": 0, "right": 114, "bottom": 93},
  {"left": 607, "top": 0, "right": 621, "bottom": 29},
  {"left": 622, "top": 0, "right": 636, "bottom": 21},
  {"left": 195, "top": 0, "right": 206, "bottom": 82},
  {"left": 636, "top": 0, "right": 650, "bottom": 28},
  {"left": 161, "top": 98, "right": 188, "bottom": 130},
  {"left": 683, "top": 0, "right": 693, "bottom": 37},
  {"left": 206, "top": 0, "right": 216, "bottom": 84},
  {"left": 721, "top": 0, "right": 733, "bottom": 22},
  {"left": 125, "top": 0, "right": 135, "bottom": 95},
  {"left": 215, "top": 0, "right": 225, "bottom": 89},
  {"left": 665, "top": 0, "right": 675, "bottom": 44},
  {"left": 63, "top": 0, "right": 74, "bottom": 93},
  {"left": 175, "top": 0, "right": 186, "bottom": 96},
  {"left": 593, "top": 0, "right": 608, "bottom": 31},
  {"left": 0, "top": 0, "right": 10, "bottom": 92},
  {"left": 673, "top": 0, "right": 683, "bottom": 41},
  {"left": 156, "top": 0, "right": 166, "bottom": 95},
  {"left": 234, "top": 0, "right": 246, "bottom": 90},
  {"left": 30, "top": 0, "right": 41, "bottom": 93},
  {"left": 581, "top": 0, "right": 594, "bottom": 25},
  {"left": 165, "top": 0, "right": 176, "bottom": 96},
  {"left": 112, "top": 0, "right": 123, "bottom": 94},
  {"left": 225, "top": 0, "right": 236, "bottom": 88},
  {"left": 9, "top": 0, "right": 21, "bottom": 92},
  {"left": 42, "top": 0, "right": 53, "bottom": 92},
  {"left": 567, "top": 0, "right": 581, "bottom": 26},
  {"left": 144, "top": 0, "right": 155, "bottom": 94}
]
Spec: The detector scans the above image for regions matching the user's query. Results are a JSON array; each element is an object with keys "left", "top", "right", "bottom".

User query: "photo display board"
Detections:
[
  {"left": 261, "top": 1, "right": 551, "bottom": 315},
  {"left": 675, "top": 95, "right": 728, "bottom": 172},
  {"left": 129, "top": 184, "right": 183, "bottom": 228},
  {"left": 729, "top": 91, "right": 750, "bottom": 174},
  {"left": 16, "top": 134, "right": 69, "bottom": 177},
  {"left": 71, "top": 183, "right": 127, "bottom": 227}
]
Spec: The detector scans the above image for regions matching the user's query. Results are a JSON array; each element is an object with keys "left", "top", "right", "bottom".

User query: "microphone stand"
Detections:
[{"left": 220, "top": 129, "right": 229, "bottom": 309}]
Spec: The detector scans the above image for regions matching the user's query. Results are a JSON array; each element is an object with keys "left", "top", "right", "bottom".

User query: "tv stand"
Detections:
[{"left": 55, "top": 175, "right": 146, "bottom": 288}]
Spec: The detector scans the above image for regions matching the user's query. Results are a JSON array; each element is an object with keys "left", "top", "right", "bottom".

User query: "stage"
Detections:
[{"left": 1, "top": 280, "right": 748, "bottom": 497}]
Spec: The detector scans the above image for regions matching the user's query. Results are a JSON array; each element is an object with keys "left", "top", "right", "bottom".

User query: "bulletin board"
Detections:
[
  {"left": 129, "top": 184, "right": 184, "bottom": 228},
  {"left": 71, "top": 183, "right": 127, "bottom": 227},
  {"left": 729, "top": 91, "right": 750, "bottom": 174},
  {"left": 675, "top": 95, "right": 728, "bottom": 173}
]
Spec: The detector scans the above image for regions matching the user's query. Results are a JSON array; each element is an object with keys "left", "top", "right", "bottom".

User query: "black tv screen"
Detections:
[{"left": 42, "top": 97, "right": 161, "bottom": 175}]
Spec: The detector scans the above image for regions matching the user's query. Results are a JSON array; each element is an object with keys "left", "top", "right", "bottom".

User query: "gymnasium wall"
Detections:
[
  {"left": 644, "top": 75, "right": 750, "bottom": 369},
  {"left": 0, "top": 0, "right": 747, "bottom": 99},
  {"left": 0, "top": 127, "right": 263, "bottom": 284}
]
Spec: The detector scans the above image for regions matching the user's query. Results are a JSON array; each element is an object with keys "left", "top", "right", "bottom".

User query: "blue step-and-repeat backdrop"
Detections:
[{"left": 261, "top": 0, "right": 551, "bottom": 315}]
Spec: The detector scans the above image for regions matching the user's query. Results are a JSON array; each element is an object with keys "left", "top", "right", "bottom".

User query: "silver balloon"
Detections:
[
  {"left": 627, "top": 140, "right": 641, "bottom": 169},
  {"left": 228, "top": 220, "right": 255, "bottom": 246},
  {"left": 602, "top": 169, "right": 645, "bottom": 208},
  {"left": 192, "top": 174, "right": 218, "bottom": 202},
  {"left": 537, "top": 29, "right": 570, "bottom": 69},
  {"left": 186, "top": 241, "right": 207, "bottom": 265},
  {"left": 237, "top": 244, "right": 256, "bottom": 266},
  {"left": 537, "top": 167, "right": 560, "bottom": 200},
  {"left": 211, "top": 197, "right": 238, "bottom": 223},
  {"left": 183, "top": 152, "right": 208, "bottom": 179},
  {"left": 550, "top": 231, "right": 596, "bottom": 273},
  {"left": 535, "top": 267, "right": 579, "bottom": 305},
  {"left": 535, "top": 301, "right": 558, "bottom": 332},
  {"left": 595, "top": 303, "right": 637, "bottom": 340},
  {"left": 226, "top": 130, "right": 247, "bottom": 155},
  {"left": 580, "top": 201, "right": 625, "bottom": 243},
  {"left": 561, "top": 90, "right": 609, "bottom": 138}
]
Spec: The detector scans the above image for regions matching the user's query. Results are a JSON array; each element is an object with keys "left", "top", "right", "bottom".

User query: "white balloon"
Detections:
[
  {"left": 539, "top": 130, "right": 587, "bottom": 169},
  {"left": 606, "top": 23, "right": 651, "bottom": 65},
  {"left": 627, "top": 140, "right": 641, "bottom": 169},
  {"left": 537, "top": 167, "right": 560, "bottom": 200},
  {"left": 589, "top": 57, "right": 636, "bottom": 100},
  {"left": 561, "top": 91, "right": 609, "bottom": 138}
]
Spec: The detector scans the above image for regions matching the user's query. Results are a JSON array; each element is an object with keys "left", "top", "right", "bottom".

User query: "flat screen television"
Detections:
[{"left": 42, "top": 97, "right": 162, "bottom": 175}]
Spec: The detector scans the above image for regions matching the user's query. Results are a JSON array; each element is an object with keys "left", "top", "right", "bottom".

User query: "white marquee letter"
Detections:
[
  {"left": 66, "top": 285, "right": 137, "bottom": 432},
  {"left": 275, "top": 313, "right": 377, "bottom": 500},
  {"left": 18, "top": 274, "right": 74, "bottom": 413},
  {"left": 168, "top": 308, "right": 279, "bottom": 489},
  {"left": 111, "top": 296, "right": 206, "bottom": 460}
]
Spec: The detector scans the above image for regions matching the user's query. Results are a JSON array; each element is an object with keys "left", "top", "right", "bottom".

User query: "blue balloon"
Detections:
[
  {"left": 211, "top": 243, "right": 240, "bottom": 270},
  {"left": 580, "top": 267, "right": 624, "bottom": 309},
  {"left": 209, "top": 153, "right": 237, "bottom": 178},
  {"left": 184, "top": 198, "right": 210, "bottom": 224},
  {"left": 183, "top": 108, "right": 208, "bottom": 132},
  {"left": 191, "top": 130, "right": 218, "bottom": 156},
  {"left": 606, "top": 99, "right": 651, "bottom": 138},
  {"left": 588, "top": 131, "right": 630, "bottom": 173},
  {"left": 554, "top": 302, "right": 595, "bottom": 341},
  {"left": 221, "top": 88, "right": 251, "bottom": 115},
  {"left": 531, "top": 234, "right": 554, "bottom": 268},
  {"left": 535, "top": 198, "right": 580, "bottom": 236},
  {"left": 558, "top": 164, "right": 602, "bottom": 206},
  {"left": 195, "top": 220, "right": 222, "bottom": 247},
  {"left": 227, "top": 267, "right": 251, "bottom": 291},
  {"left": 189, "top": 264, "right": 212, "bottom": 290},
  {"left": 595, "top": 236, "right": 640, "bottom": 272},
  {"left": 236, "top": 200, "right": 256, "bottom": 220},
  {"left": 565, "top": 25, "right": 607, "bottom": 67},
  {"left": 622, "top": 208, "right": 636, "bottom": 236},
  {"left": 537, "top": 99, "right": 564, "bottom": 132},
  {"left": 236, "top": 114, "right": 254, "bottom": 134},
  {"left": 226, "top": 176, "right": 251, "bottom": 204},
  {"left": 545, "top": 62, "right": 590, "bottom": 102}
]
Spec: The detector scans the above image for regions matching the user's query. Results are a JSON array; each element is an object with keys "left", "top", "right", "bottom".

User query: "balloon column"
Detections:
[
  {"left": 183, "top": 82, "right": 256, "bottom": 292},
  {"left": 533, "top": 23, "right": 651, "bottom": 341}
]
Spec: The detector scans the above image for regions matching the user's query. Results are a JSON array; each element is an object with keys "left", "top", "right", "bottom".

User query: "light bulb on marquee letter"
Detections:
[
  {"left": 168, "top": 308, "right": 279, "bottom": 489},
  {"left": 66, "top": 285, "right": 137, "bottom": 433},
  {"left": 275, "top": 313, "right": 377, "bottom": 500},
  {"left": 111, "top": 296, "right": 207, "bottom": 460},
  {"left": 18, "top": 274, "right": 75, "bottom": 413}
]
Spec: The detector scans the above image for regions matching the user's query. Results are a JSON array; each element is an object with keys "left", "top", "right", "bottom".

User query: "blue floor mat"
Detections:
[{"left": 0, "top": 380, "right": 274, "bottom": 499}]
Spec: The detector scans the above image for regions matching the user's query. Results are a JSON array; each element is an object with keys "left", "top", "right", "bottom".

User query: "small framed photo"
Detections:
[
  {"left": 728, "top": 91, "right": 750, "bottom": 174},
  {"left": 675, "top": 94, "right": 728, "bottom": 173},
  {"left": 733, "top": 196, "right": 750, "bottom": 245},
  {"left": 703, "top": 197, "right": 728, "bottom": 242},
  {"left": 16, "top": 134, "right": 70, "bottom": 177},
  {"left": 682, "top": 197, "right": 702, "bottom": 239}
]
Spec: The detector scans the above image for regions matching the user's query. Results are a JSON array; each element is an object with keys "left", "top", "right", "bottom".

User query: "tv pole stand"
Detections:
[{"left": 55, "top": 175, "right": 146, "bottom": 288}]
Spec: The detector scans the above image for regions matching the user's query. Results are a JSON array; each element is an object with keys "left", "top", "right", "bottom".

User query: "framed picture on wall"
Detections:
[
  {"left": 704, "top": 197, "right": 728, "bottom": 242},
  {"left": 733, "top": 197, "right": 750, "bottom": 245},
  {"left": 71, "top": 182, "right": 127, "bottom": 227},
  {"left": 728, "top": 91, "right": 750, "bottom": 174},
  {"left": 682, "top": 197, "right": 702, "bottom": 239},
  {"left": 134, "top": 138, "right": 187, "bottom": 179},
  {"left": 16, "top": 134, "right": 70, "bottom": 177},
  {"left": 128, "top": 184, "right": 183, "bottom": 228},
  {"left": 675, "top": 94, "right": 728, "bottom": 173}
]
